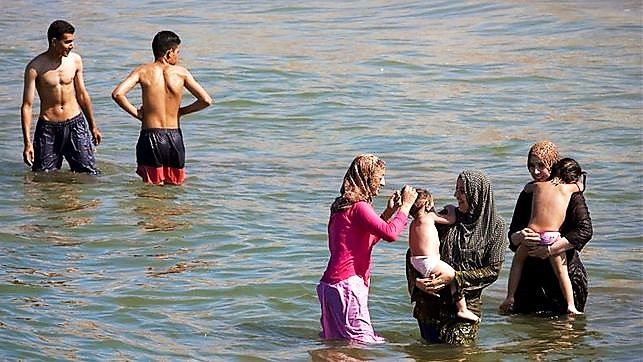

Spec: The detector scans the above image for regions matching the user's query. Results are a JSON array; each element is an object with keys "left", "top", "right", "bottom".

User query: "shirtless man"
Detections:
[
  {"left": 501, "top": 158, "right": 585, "bottom": 314},
  {"left": 112, "top": 30, "right": 212, "bottom": 185},
  {"left": 21, "top": 20, "right": 101, "bottom": 174}
]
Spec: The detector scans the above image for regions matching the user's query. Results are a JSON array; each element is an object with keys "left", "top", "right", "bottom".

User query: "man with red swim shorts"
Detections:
[{"left": 112, "top": 30, "right": 212, "bottom": 185}]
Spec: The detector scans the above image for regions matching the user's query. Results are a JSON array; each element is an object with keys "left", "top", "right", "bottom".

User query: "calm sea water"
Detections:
[{"left": 0, "top": 1, "right": 641, "bottom": 360}]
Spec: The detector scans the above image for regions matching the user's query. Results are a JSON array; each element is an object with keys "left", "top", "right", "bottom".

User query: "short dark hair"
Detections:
[
  {"left": 550, "top": 158, "right": 582, "bottom": 184},
  {"left": 152, "top": 31, "right": 181, "bottom": 59},
  {"left": 48, "top": 20, "right": 75, "bottom": 43}
]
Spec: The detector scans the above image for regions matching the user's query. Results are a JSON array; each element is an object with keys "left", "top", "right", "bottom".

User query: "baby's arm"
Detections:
[
  {"left": 433, "top": 205, "right": 456, "bottom": 225},
  {"left": 575, "top": 180, "right": 585, "bottom": 193}
]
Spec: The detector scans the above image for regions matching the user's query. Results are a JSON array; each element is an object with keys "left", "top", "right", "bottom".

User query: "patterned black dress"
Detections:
[
  {"left": 406, "top": 170, "right": 507, "bottom": 344},
  {"left": 508, "top": 189, "right": 593, "bottom": 314}
]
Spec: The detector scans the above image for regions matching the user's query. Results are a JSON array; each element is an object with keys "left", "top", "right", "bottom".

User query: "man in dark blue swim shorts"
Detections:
[
  {"left": 21, "top": 20, "right": 101, "bottom": 174},
  {"left": 32, "top": 113, "right": 98, "bottom": 173}
]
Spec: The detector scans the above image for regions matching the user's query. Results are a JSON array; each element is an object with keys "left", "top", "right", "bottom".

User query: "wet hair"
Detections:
[
  {"left": 549, "top": 158, "right": 582, "bottom": 184},
  {"left": 528, "top": 140, "right": 560, "bottom": 171},
  {"left": 47, "top": 20, "right": 75, "bottom": 43},
  {"left": 409, "top": 189, "right": 433, "bottom": 219},
  {"left": 152, "top": 30, "right": 181, "bottom": 59}
]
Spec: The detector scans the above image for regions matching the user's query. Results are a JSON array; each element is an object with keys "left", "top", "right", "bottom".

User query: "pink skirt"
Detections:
[{"left": 316, "top": 275, "right": 385, "bottom": 344}]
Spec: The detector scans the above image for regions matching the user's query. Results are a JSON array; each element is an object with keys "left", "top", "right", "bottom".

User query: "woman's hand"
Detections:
[
  {"left": 380, "top": 190, "right": 402, "bottom": 220},
  {"left": 399, "top": 185, "right": 418, "bottom": 214},
  {"left": 513, "top": 227, "right": 563, "bottom": 259},
  {"left": 526, "top": 236, "right": 572, "bottom": 259},
  {"left": 526, "top": 243, "right": 550, "bottom": 259},
  {"left": 415, "top": 262, "right": 455, "bottom": 294},
  {"left": 387, "top": 190, "right": 402, "bottom": 210},
  {"left": 511, "top": 227, "right": 540, "bottom": 248}
]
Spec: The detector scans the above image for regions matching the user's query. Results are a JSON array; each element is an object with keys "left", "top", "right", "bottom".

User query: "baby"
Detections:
[
  {"left": 501, "top": 158, "right": 585, "bottom": 314},
  {"left": 409, "top": 189, "right": 479, "bottom": 322}
]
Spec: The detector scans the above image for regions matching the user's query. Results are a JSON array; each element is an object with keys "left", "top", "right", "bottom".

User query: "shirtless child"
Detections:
[
  {"left": 409, "top": 189, "right": 479, "bottom": 322},
  {"left": 21, "top": 20, "right": 101, "bottom": 173},
  {"left": 501, "top": 158, "right": 585, "bottom": 314},
  {"left": 112, "top": 30, "right": 212, "bottom": 185}
]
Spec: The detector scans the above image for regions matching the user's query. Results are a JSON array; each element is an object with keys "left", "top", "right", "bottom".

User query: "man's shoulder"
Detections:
[
  {"left": 27, "top": 52, "right": 49, "bottom": 71},
  {"left": 66, "top": 51, "right": 83, "bottom": 65},
  {"left": 168, "top": 64, "right": 190, "bottom": 77}
]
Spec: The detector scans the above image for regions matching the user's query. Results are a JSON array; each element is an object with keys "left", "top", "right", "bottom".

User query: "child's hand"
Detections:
[
  {"left": 443, "top": 205, "right": 457, "bottom": 224},
  {"left": 136, "top": 106, "right": 144, "bottom": 120},
  {"left": 433, "top": 204, "right": 456, "bottom": 224}
]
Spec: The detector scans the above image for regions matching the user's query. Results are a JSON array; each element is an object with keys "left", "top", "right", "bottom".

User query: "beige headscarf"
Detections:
[
  {"left": 528, "top": 140, "right": 560, "bottom": 171},
  {"left": 330, "top": 154, "right": 386, "bottom": 214}
]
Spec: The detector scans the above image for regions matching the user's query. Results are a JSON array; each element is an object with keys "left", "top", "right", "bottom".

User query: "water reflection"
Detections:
[
  {"left": 309, "top": 345, "right": 376, "bottom": 362},
  {"left": 131, "top": 185, "right": 192, "bottom": 232},
  {"left": 20, "top": 172, "right": 100, "bottom": 245},
  {"left": 497, "top": 315, "right": 592, "bottom": 360}
]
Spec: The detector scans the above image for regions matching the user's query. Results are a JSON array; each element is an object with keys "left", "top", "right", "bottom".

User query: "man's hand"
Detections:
[
  {"left": 91, "top": 127, "right": 102, "bottom": 146},
  {"left": 23, "top": 144, "right": 34, "bottom": 167}
]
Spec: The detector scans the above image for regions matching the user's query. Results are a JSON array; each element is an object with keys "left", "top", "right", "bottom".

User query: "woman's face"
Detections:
[
  {"left": 527, "top": 155, "right": 551, "bottom": 182},
  {"left": 373, "top": 172, "right": 385, "bottom": 196},
  {"left": 454, "top": 177, "right": 470, "bottom": 213}
]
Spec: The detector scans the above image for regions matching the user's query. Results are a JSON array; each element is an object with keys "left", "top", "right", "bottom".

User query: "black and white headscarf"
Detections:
[{"left": 439, "top": 170, "right": 507, "bottom": 270}]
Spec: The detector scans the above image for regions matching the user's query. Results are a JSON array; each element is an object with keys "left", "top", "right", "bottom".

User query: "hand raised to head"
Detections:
[{"left": 400, "top": 185, "right": 418, "bottom": 206}]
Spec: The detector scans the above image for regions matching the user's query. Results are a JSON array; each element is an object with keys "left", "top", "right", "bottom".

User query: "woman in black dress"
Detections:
[{"left": 504, "top": 140, "right": 593, "bottom": 314}]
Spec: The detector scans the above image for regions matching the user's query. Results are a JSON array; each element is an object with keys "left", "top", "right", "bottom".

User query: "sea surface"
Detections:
[{"left": 0, "top": 1, "right": 641, "bottom": 360}]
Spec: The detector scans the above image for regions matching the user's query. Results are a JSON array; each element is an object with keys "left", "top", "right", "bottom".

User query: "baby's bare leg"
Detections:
[
  {"left": 500, "top": 245, "right": 528, "bottom": 311},
  {"left": 548, "top": 252, "right": 582, "bottom": 314},
  {"left": 451, "top": 283, "right": 479, "bottom": 322}
]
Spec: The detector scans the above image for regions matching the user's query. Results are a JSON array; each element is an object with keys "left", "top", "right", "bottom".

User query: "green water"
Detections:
[{"left": 0, "top": 1, "right": 641, "bottom": 360}]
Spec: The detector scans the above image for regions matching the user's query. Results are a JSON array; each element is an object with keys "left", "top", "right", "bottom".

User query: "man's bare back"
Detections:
[
  {"left": 112, "top": 45, "right": 211, "bottom": 130},
  {"left": 137, "top": 63, "right": 185, "bottom": 129}
]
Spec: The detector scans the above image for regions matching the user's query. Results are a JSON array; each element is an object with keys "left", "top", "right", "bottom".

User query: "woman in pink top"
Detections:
[{"left": 317, "top": 154, "right": 417, "bottom": 344}]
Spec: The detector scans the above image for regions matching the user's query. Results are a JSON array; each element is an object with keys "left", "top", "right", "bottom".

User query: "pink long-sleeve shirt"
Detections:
[{"left": 320, "top": 201, "right": 409, "bottom": 287}]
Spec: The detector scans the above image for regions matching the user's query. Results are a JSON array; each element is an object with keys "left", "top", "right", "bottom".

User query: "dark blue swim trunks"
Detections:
[{"left": 32, "top": 113, "right": 98, "bottom": 174}]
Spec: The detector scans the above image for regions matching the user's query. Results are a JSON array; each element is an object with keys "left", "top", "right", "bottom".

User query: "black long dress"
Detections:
[{"left": 508, "top": 189, "right": 593, "bottom": 314}]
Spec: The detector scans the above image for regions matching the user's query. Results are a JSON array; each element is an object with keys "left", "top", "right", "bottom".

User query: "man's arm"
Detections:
[
  {"left": 74, "top": 55, "right": 101, "bottom": 145},
  {"left": 179, "top": 70, "right": 212, "bottom": 117},
  {"left": 112, "top": 68, "right": 142, "bottom": 120},
  {"left": 21, "top": 64, "right": 37, "bottom": 166}
]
